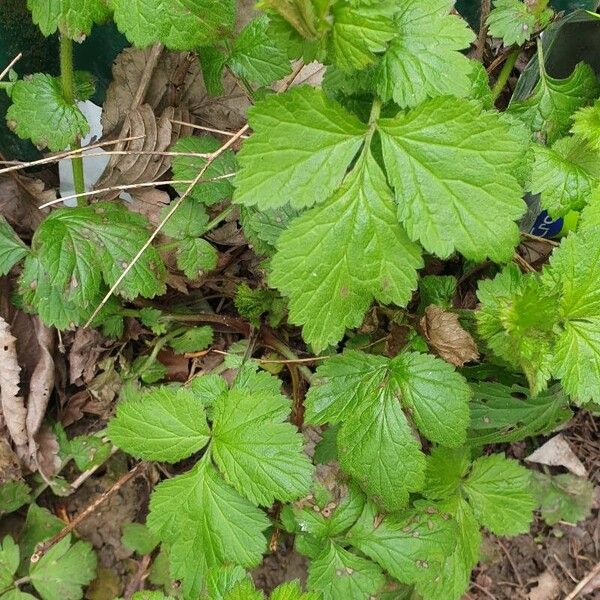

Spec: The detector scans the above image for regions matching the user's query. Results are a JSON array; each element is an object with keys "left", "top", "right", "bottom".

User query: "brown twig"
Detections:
[
  {"left": 123, "top": 554, "right": 152, "bottom": 599},
  {"left": 169, "top": 119, "right": 251, "bottom": 139},
  {"left": 521, "top": 231, "right": 560, "bottom": 247},
  {"left": 473, "top": 0, "right": 491, "bottom": 61},
  {"left": 31, "top": 461, "right": 146, "bottom": 563},
  {"left": 564, "top": 561, "right": 600, "bottom": 600},
  {"left": 497, "top": 539, "right": 524, "bottom": 589}
]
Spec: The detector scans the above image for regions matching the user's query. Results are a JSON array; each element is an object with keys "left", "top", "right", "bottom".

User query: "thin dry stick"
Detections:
[
  {"left": 564, "top": 561, "right": 600, "bottom": 600},
  {"left": 521, "top": 231, "right": 560, "bottom": 247},
  {"left": 0, "top": 135, "right": 145, "bottom": 176},
  {"left": 188, "top": 348, "right": 329, "bottom": 365},
  {"left": 39, "top": 172, "right": 235, "bottom": 208},
  {"left": 84, "top": 124, "right": 249, "bottom": 327},
  {"left": 31, "top": 461, "right": 146, "bottom": 562},
  {"left": 170, "top": 119, "right": 250, "bottom": 139},
  {"left": 0, "top": 53, "right": 22, "bottom": 81},
  {"left": 497, "top": 540, "right": 524, "bottom": 588}
]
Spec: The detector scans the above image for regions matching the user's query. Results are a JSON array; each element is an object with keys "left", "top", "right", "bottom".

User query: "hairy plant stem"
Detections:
[
  {"left": 60, "top": 35, "right": 86, "bottom": 205},
  {"left": 491, "top": 46, "right": 520, "bottom": 102}
]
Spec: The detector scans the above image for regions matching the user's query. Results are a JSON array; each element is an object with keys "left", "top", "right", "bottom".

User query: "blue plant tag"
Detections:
[{"left": 530, "top": 210, "right": 564, "bottom": 238}]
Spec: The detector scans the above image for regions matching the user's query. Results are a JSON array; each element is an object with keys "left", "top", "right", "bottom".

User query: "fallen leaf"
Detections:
[
  {"left": 0, "top": 173, "right": 52, "bottom": 234},
  {"left": 526, "top": 434, "right": 588, "bottom": 477},
  {"left": 528, "top": 570, "right": 561, "bottom": 600},
  {"left": 34, "top": 425, "right": 60, "bottom": 479},
  {"left": 69, "top": 328, "right": 106, "bottom": 386},
  {"left": 420, "top": 304, "right": 479, "bottom": 367},
  {"left": 581, "top": 570, "right": 600, "bottom": 596},
  {"left": 0, "top": 438, "right": 21, "bottom": 484},
  {"left": 0, "top": 316, "right": 27, "bottom": 456}
]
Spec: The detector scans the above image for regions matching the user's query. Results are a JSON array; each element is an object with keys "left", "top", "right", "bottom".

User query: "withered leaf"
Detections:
[{"left": 420, "top": 304, "right": 479, "bottom": 367}]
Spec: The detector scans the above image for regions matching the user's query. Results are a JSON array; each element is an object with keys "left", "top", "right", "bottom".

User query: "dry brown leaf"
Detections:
[
  {"left": 69, "top": 328, "right": 106, "bottom": 386},
  {"left": 34, "top": 425, "right": 61, "bottom": 479},
  {"left": 128, "top": 187, "right": 170, "bottom": 227},
  {"left": 420, "top": 305, "right": 479, "bottom": 367},
  {"left": 526, "top": 434, "right": 588, "bottom": 477},
  {"left": 528, "top": 570, "right": 561, "bottom": 600},
  {"left": 0, "top": 316, "right": 27, "bottom": 455},
  {"left": 0, "top": 173, "right": 52, "bottom": 233},
  {"left": 0, "top": 438, "right": 21, "bottom": 484}
]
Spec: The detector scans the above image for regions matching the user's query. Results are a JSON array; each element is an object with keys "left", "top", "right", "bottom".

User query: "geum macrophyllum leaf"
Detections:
[
  {"left": 108, "top": 387, "right": 210, "bottom": 462},
  {"left": 486, "top": 0, "right": 537, "bottom": 46},
  {"left": 531, "top": 135, "right": 600, "bottom": 218},
  {"left": 507, "top": 60, "right": 599, "bottom": 145},
  {"left": 234, "top": 86, "right": 368, "bottom": 210},
  {"left": 7, "top": 74, "right": 90, "bottom": 152},
  {"left": 376, "top": 0, "right": 475, "bottom": 109},
  {"left": 543, "top": 226, "right": 600, "bottom": 404},
  {"left": 327, "top": 0, "right": 396, "bottom": 72},
  {"left": 0, "top": 217, "right": 29, "bottom": 276},
  {"left": 305, "top": 350, "right": 471, "bottom": 510},
  {"left": 270, "top": 149, "right": 422, "bottom": 351},
  {"left": 27, "top": 0, "right": 110, "bottom": 39},
  {"left": 379, "top": 97, "right": 528, "bottom": 262},
  {"left": 111, "top": 0, "right": 235, "bottom": 50}
]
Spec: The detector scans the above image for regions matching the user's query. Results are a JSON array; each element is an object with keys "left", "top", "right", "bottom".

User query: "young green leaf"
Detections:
[
  {"left": 270, "top": 581, "right": 321, "bottom": 600},
  {"left": 171, "top": 137, "right": 236, "bottom": 206},
  {"left": 0, "top": 217, "right": 29, "bottom": 276},
  {"left": 26, "top": 0, "right": 109, "bottom": 38},
  {"left": 147, "top": 460, "right": 269, "bottom": 598},
  {"left": 0, "top": 536, "right": 19, "bottom": 589},
  {"left": 347, "top": 501, "right": 457, "bottom": 586},
  {"left": 376, "top": 0, "right": 475, "bottom": 108},
  {"left": 169, "top": 326, "right": 214, "bottom": 354},
  {"left": 176, "top": 238, "right": 218, "bottom": 280},
  {"left": 463, "top": 454, "right": 535, "bottom": 535},
  {"left": 270, "top": 150, "right": 422, "bottom": 351},
  {"left": 7, "top": 74, "right": 90, "bottom": 152},
  {"left": 469, "top": 382, "right": 572, "bottom": 445},
  {"left": 202, "top": 565, "right": 247, "bottom": 600},
  {"left": 228, "top": 16, "right": 292, "bottom": 85},
  {"left": 0, "top": 480, "right": 31, "bottom": 514},
  {"left": 543, "top": 227, "right": 600, "bottom": 404},
  {"left": 234, "top": 86, "right": 368, "bottom": 209},
  {"left": 531, "top": 135, "right": 600, "bottom": 217},
  {"left": 0, "top": 590, "right": 38, "bottom": 600},
  {"left": 307, "top": 541, "right": 385, "bottom": 600},
  {"left": 68, "top": 435, "right": 112, "bottom": 471},
  {"left": 328, "top": 0, "right": 396, "bottom": 72},
  {"left": 29, "top": 536, "right": 97, "bottom": 600},
  {"left": 211, "top": 385, "right": 313, "bottom": 506},
  {"left": 306, "top": 350, "right": 470, "bottom": 510},
  {"left": 379, "top": 97, "right": 527, "bottom": 262},
  {"left": 111, "top": 0, "right": 235, "bottom": 50},
  {"left": 19, "top": 504, "right": 64, "bottom": 567},
  {"left": 418, "top": 275, "right": 457, "bottom": 312},
  {"left": 572, "top": 98, "right": 600, "bottom": 150},
  {"left": 108, "top": 387, "right": 210, "bottom": 462},
  {"left": 26, "top": 202, "right": 166, "bottom": 317},
  {"left": 487, "top": 0, "right": 544, "bottom": 46},
  {"left": 223, "top": 579, "right": 263, "bottom": 600},
  {"left": 160, "top": 200, "right": 209, "bottom": 240},
  {"left": 507, "top": 61, "right": 599, "bottom": 145}
]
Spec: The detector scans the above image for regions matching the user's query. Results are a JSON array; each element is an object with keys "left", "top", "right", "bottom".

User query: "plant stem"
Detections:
[
  {"left": 491, "top": 47, "right": 520, "bottom": 102},
  {"left": 203, "top": 205, "right": 235, "bottom": 233},
  {"left": 60, "top": 35, "right": 86, "bottom": 205}
]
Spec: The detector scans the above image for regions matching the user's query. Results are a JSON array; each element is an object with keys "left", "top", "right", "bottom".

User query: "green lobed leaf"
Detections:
[
  {"left": 169, "top": 326, "right": 214, "bottom": 354},
  {"left": 234, "top": 86, "right": 368, "bottom": 210},
  {"left": 0, "top": 480, "right": 31, "bottom": 514},
  {"left": 270, "top": 150, "right": 422, "bottom": 351},
  {"left": 176, "top": 238, "right": 218, "bottom": 280},
  {"left": 147, "top": 460, "right": 269, "bottom": 598},
  {"left": 27, "top": 0, "right": 110, "bottom": 38},
  {"left": 347, "top": 501, "right": 457, "bottom": 585},
  {"left": 108, "top": 386, "right": 210, "bottom": 462},
  {"left": 68, "top": 435, "right": 112, "bottom": 471},
  {"left": 270, "top": 581, "right": 321, "bottom": 600},
  {"left": 171, "top": 137, "right": 236, "bottom": 206},
  {"left": 111, "top": 0, "right": 236, "bottom": 51},
  {"left": 532, "top": 472, "right": 594, "bottom": 526},
  {"left": 201, "top": 565, "right": 247, "bottom": 600},
  {"left": 160, "top": 200, "right": 209, "bottom": 240},
  {"left": 0, "top": 536, "right": 19, "bottom": 589},
  {"left": 487, "top": 0, "right": 537, "bottom": 46},
  {"left": 7, "top": 74, "right": 90, "bottom": 152},
  {"left": 306, "top": 350, "right": 471, "bottom": 510},
  {"left": 0, "top": 591, "right": 38, "bottom": 600},
  {"left": 307, "top": 541, "right": 385, "bottom": 600},
  {"left": 507, "top": 60, "right": 599, "bottom": 145},
  {"left": 572, "top": 98, "right": 600, "bottom": 150},
  {"left": 211, "top": 382, "right": 313, "bottom": 506},
  {"left": 229, "top": 16, "right": 292, "bottom": 85},
  {"left": 19, "top": 504, "right": 64, "bottom": 568},
  {"left": 531, "top": 135, "right": 600, "bottom": 218},
  {"left": 223, "top": 579, "right": 263, "bottom": 600},
  {"left": 328, "top": 0, "right": 396, "bottom": 72},
  {"left": 376, "top": 0, "right": 475, "bottom": 108},
  {"left": 379, "top": 97, "right": 527, "bottom": 262},
  {"left": 0, "top": 217, "right": 29, "bottom": 276},
  {"left": 543, "top": 227, "right": 600, "bottom": 404},
  {"left": 468, "top": 382, "right": 572, "bottom": 445},
  {"left": 463, "top": 453, "right": 535, "bottom": 535},
  {"left": 29, "top": 536, "right": 97, "bottom": 600},
  {"left": 418, "top": 275, "right": 457, "bottom": 312}
]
